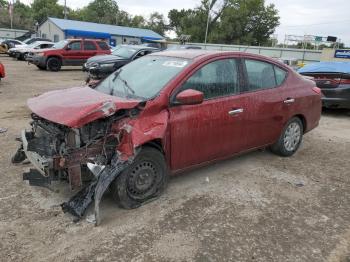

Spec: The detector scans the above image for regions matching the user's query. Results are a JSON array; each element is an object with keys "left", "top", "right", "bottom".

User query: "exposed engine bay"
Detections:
[{"left": 13, "top": 109, "right": 139, "bottom": 225}]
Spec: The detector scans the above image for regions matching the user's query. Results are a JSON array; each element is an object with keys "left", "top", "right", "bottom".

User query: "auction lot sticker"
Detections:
[{"left": 163, "top": 61, "right": 188, "bottom": 67}]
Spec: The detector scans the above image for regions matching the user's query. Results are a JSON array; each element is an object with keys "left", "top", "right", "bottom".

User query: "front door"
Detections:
[
  {"left": 169, "top": 57, "right": 246, "bottom": 171},
  {"left": 62, "top": 40, "right": 83, "bottom": 66}
]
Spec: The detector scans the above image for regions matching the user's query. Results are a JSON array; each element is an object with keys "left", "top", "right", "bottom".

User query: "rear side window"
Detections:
[
  {"left": 274, "top": 66, "right": 287, "bottom": 85},
  {"left": 180, "top": 58, "right": 240, "bottom": 99},
  {"left": 84, "top": 41, "right": 97, "bottom": 50},
  {"left": 97, "top": 41, "right": 110, "bottom": 50},
  {"left": 245, "top": 59, "right": 277, "bottom": 91}
]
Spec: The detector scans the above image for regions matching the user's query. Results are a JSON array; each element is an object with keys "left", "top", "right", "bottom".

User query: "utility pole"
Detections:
[
  {"left": 64, "top": 0, "right": 67, "bottom": 19},
  {"left": 204, "top": 0, "right": 212, "bottom": 44}
]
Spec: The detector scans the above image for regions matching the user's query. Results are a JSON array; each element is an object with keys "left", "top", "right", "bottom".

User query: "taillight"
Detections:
[
  {"left": 339, "top": 78, "right": 350, "bottom": 85},
  {"left": 312, "top": 87, "right": 322, "bottom": 95}
]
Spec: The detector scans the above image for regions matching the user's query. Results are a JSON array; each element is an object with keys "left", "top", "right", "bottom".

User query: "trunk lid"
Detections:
[
  {"left": 300, "top": 73, "right": 350, "bottom": 88},
  {"left": 27, "top": 86, "right": 141, "bottom": 128}
]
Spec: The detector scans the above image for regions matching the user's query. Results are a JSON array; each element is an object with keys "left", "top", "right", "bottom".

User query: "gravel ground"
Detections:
[{"left": 0, "top": 55, "right": 349, "bottom": 262}]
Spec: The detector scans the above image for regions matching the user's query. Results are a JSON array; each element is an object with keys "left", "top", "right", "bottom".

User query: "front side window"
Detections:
[
  {"left": 245, "top": 59, "right": 277, "bottom": 91},
  {"left": 68, "top": 41, "right": 81, "bottom": 50},
  {"left": 179, "top": 59, "right": 239, "bottom": 99},
  {"left": 95, "top": 56, "right": 189, "bottom": 100},
  {"left": 84, "top": 41, "right": 97, "bottom": 50}
]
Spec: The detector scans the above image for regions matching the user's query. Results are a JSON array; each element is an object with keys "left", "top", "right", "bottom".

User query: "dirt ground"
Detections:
[{"left": 0, "top": 55, "right": 350, "bottom": 262}]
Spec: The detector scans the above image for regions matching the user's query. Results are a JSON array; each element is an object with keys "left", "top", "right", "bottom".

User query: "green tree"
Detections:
[
  {"left": 78, "top": 0, "right": 121, "bottom": 24},
  {"left": 0, "top": 1, "right": 34, "bottom": 30},
  {"left": 31, "top": 0, "right": 64, "bottom": 24},
  {"left": 12, "top": 1, "right": 34, "bottom": 30},
  {"left": 168, "top": 0, "right": 280, "bottom": 45},
  {"left": 130, "top": 15, "right": 147, "bottom": 28},
  {"left": 147, "top": 12, "right": 166, "bottom": 36}
]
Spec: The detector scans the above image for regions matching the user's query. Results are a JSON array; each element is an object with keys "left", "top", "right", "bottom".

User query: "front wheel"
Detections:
[
  {"left": 111, "top": 147, "right": 168, "bottom": 209},
  {"left": 270, "top": 117, "right": 303, "bottom": 157},
  {"left": 46, "top": 57, "right": 61, "bottom": 71}
]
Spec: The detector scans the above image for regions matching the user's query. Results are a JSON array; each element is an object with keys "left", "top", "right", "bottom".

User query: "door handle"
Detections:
[
  {"left": 228, "top": 108, "right": 244, "bottom": 115},
  {"left": 284, "top": 98, "right": 295, "bottom": 104}
]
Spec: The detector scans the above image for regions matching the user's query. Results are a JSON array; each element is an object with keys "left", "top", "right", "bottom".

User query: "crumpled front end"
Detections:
[
  {"left": 13, "top": 111, "right": 134, "bottom": 225},
  {"left": 16, "top": 113, "right": 121, "bottom": 189}
]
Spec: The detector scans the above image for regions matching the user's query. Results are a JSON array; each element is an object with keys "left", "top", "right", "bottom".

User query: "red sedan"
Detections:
[
  {"left": 0, "top": 61, "right": 5, "bottom": 80},
  {"left": 13, "top": 50, "right": 321, "bottom": 224}
]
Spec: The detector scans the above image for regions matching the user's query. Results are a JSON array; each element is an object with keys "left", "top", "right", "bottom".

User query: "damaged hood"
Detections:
[{"left": 28, "top": 86, "right": 141, "bottom": 128}]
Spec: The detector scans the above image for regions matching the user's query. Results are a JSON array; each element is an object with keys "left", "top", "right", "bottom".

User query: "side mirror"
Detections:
[
  {"left": 175, "top": 89, "right": 204, "bottom": 105},
  {"left": 65, "top": 46, "right": 71, "bottom": 51}
]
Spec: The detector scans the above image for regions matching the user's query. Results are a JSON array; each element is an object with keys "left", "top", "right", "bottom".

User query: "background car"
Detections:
[
  {"left": 167, "top": 45, "right": 202, "bottom": 50},
  {"left": 13, "top": 50, "right": 321, "bottom": 222},
  {"left": 30, "top": 39, "right": 111, "bottom": 71},
  {"left": 8, "top": 41, "right": 54, "bottom": 60},
  {"left": 298, "top": 61, "right": 350, "bottom": 109},
  {"left": 0, "top": 39, "right": 26, "bottom": 53},
  {"left": 83, "top": 45, "right": 159, "bottom": 82},
  {"left": 22, "top": 37, "right": 51, "bottom": 45},
  {"left": 0, "top": 62, "right": 5, "bottom": 80}
]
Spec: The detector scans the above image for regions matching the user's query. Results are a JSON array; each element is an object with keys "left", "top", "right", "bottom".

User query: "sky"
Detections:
[{"left": 20, "top": 0, "right": 350, "bottom": 45}]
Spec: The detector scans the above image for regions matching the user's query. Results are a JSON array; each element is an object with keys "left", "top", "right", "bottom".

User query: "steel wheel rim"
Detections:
[
  {"left": 284, "top": 122, "right": 301, "bottom": 151},
  {"left": 127, "top": 160, "right": 160, "bottom": 200}
]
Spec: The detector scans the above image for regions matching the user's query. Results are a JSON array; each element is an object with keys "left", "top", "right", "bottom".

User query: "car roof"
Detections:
[
  {"left": 66, "top": 38, "right": 105, "bottom": 42},
  {"left": 33, "top": 41, "right": 54, "bottom": 45},
  {"left": 149, "top": 50, "right": 242, "bottom": 60},
  {"left": 298, "top": 61, "right": 350, "bottom": 74},
  {"left": 120, "top": 44, "right": 159, "bottom": 51}
]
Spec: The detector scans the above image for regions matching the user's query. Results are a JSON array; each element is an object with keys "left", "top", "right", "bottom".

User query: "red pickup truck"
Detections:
[{"left": 31, "top": 39, "right": 111, "bottom": 71}]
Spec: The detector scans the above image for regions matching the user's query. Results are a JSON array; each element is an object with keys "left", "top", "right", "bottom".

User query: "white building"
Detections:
[
  {"left": 0, "top": 28, "right": 29, "bottom": 40},
  {"left": 38, "top": 17, "right": 164, "bottom": 46}
]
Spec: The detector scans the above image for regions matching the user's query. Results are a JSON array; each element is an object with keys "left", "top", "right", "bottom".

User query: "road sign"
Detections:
[{"left": 334, "top": 49, "right": 350, "bottom": 59}]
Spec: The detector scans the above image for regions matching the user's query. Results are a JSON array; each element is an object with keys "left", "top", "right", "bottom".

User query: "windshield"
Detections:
[
  {"left": 95, "top": 56, "right": 190, "bottom": 100},
  {"left": 53, "top": 40, "right": 68, "bottom": 49},
  {"left": 112, "top": 46, "right": 138, "bottom": 59},
  {"left": 28, "top": 42, "right": 39, "bottom": 48}
]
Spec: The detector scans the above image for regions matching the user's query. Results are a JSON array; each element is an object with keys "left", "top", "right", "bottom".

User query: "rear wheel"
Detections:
[
  {"left": 47, "top": 57, "right": 61, "bottom": 71},
  {"left": 270, "top": 117, "right": 303, "bottom": 157},
  {"left": 111, "top": 147, "right": 168, "bottom": 209}
]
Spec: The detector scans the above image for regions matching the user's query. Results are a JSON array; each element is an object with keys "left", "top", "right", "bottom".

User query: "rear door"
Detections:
[
  {"left": 169, "top": 57, "right": 246, "bottom": 170},
  {"left": 83, "top": 40, "right": 98, "bottom": 59},
  {"left": 240, "top": 58, "right": 289, "bottom": 149},
  {"left": 62, "top": 40, "right": 83, "bottom": 66}
]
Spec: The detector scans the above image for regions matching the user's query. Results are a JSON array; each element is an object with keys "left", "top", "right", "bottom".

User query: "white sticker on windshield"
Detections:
[{"left": 162, "top": 60, "right": 188, "bottom": 68}]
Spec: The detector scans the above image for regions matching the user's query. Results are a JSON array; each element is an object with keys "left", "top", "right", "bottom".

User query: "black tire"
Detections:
[
  {"left": 11, "top": 146, "right": 26, "bottom": 164},
  {"left": 37, "top": 65, "right": 46, "bottom": 70},
  {"left": 46, "top": 57, "right": 61, "bottom": 71},
  {"left": 17, "top": 54, "right": 24, "bottom": 61},
  {"left": 111, "top": 147, "right": 168, "bottom": 209},
  {"left": 270, "top": 117, "right": 303, "bottom": 157}
]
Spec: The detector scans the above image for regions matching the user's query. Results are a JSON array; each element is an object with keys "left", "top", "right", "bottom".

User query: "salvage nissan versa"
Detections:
[{"left": 12, "top": 50, "right": 322, "bottom": 225}]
